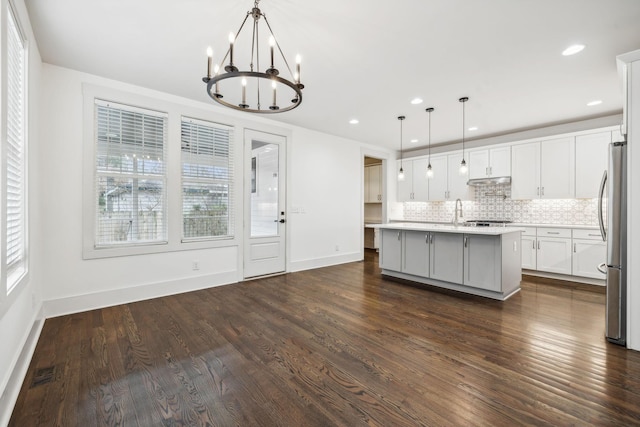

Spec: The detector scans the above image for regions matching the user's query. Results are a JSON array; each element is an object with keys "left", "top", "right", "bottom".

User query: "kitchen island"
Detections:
[{"left": 371, "top": 223, "right": 524, "bottom": 300}]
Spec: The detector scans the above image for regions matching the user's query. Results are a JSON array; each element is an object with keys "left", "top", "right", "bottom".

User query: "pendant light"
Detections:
[
  {"left": 397, "top": 115, "right": 406, "bottom": 181},
  {"left": 425, "top": 107, "right": 434, "bottom": 178},
  {"left": 459, "top": 97, "right": 469, "bottom": 175}
]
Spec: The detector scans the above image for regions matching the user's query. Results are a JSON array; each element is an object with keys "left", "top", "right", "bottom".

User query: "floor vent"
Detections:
[{"left": 30, "top": 366, "right": 55, "bottom": 388}]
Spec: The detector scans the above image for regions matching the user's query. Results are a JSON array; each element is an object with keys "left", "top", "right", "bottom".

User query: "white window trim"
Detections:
[
  {"left": 2, "top": 0, "right": 29, "bottom": 297},
  {"left": 180, "top": 116, "right": 235, "bottom": 243},
  {"left": 82, "top": 84, "right": 242, "bottom": 259}
]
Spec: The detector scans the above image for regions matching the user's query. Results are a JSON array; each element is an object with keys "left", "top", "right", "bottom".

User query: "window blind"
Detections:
[
  {"left": 181, "top": 117, "right": 234, "bottom": 240},
  {"left": 6, "top": 4, "right": 27, "bottom": 288},
  {"left": 95, "top": 100, "right": 167, "bottom": 246}
]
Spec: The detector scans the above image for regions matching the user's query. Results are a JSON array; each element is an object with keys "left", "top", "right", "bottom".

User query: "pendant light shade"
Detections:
[
  {"left": 397, "top": 115, "right": 406, "bottom": 181},
  {"left": 425, "top": 107, "right": 434, "bottom": 178},
  {"left": 459, "top": 97, "right": 469, "bottom": 175}
]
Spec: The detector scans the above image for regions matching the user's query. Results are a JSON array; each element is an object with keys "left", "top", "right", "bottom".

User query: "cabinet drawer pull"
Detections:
[
  {"left": 547, "top": 232, "right": 560, "bottom": 235},
  {"left": 588, "top": 233, "right": 599, "bottom": 237}
]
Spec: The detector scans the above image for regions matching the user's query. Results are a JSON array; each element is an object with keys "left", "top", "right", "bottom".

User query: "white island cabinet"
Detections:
[{"left": 377, "top": 223, "right": 523, "bottom": 300}]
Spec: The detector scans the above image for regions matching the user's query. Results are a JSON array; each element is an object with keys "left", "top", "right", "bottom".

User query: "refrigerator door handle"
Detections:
[
  {"left": 598, "top": 170, "right": 607, "bottom": 241},
  {"left": 597, "top": 262, "right": 607, "bottom": 275}
]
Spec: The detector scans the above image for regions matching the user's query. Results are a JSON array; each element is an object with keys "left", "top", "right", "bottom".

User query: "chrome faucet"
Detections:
[{"left": 453, "top": 198, "right": 463, "bottom": 226}]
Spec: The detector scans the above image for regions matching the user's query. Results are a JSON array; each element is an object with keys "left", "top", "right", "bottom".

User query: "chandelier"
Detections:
[{"left": 202, "top": 0, "right": 304, "bottom": 113}]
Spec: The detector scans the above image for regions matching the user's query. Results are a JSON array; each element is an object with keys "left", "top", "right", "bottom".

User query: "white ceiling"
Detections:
[{"left": 25, "top": 0, "right": 640, "bottom": 151}]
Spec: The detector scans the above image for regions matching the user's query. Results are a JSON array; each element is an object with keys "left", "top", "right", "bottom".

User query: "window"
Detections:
[
  {"left": 181, "top": 117, "right": 234, "bottom": 240},
  {"left": 94, "top": 100, "right": 167, "bottom": 247},
  {"left": 6, "top": 3, "right": 27, "bottom": 291}
]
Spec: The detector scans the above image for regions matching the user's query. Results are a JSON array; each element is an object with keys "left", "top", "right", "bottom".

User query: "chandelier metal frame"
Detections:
[{"left": 202, "top": 0, "right": 304, "bottom": 114}]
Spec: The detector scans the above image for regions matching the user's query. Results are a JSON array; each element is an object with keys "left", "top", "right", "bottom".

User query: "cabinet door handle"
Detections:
[
  {"left": 464, "top": 236, "right": 468, "bottom": 248},
  {"left": 397, "top": 232, "right": 401, "bottom": 240},
  {"left": 430, "top": 234, "right": 434, "bottom": 244},
  {"left": 486, "top": 166, "right": 489, "bottom": 176},
  {"left": 532, "top": 240, "right": 535, "bottom": 249},
  {"left": 541, "top": 187, "right": 545, "bottom": 196},
  {"left": 537, "top": 241, "right": 540, "bottom": 250},
  {"left": 489, "top": 166, "right": 493, "bottom": 176},
  {"left": 426, "top": 234, "right": 429, "bottom": 244},
  {"left": 537, "top": 187, "right": 540, "bottom": 196},
  {"left": 574, "top": 243, "right": 577, "bottom": 253}
]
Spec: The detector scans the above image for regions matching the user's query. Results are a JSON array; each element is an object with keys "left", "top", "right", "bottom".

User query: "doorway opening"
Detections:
[{"left": 364, "top": 156, "right": 384, "bottom": 251}]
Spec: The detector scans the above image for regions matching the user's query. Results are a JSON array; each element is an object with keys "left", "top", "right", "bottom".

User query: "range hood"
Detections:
[{"left": 466, "top": 176, "right": 512, "bottom": 186}]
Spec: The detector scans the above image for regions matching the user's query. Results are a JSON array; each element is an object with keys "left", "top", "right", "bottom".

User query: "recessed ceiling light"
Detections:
[
  {"left": 468, "top": 126, "right": 478, "bottom": 131},
  {"left": 562, "top": 44, "right": 585, "bottom": 56},
  {"left": 349, "top": 119, "right": 359, "bottom": 124},
  {"left": 410, "top": 139, "right": 418, "bottom": 143},
  {"left": 411, "top": 98, "right": 423, "bottom": 105},
  {"left": 587, "top": 100, "right": 602, "bottom": 106}
]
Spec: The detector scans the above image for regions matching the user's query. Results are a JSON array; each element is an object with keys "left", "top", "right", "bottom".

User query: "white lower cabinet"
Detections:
[
  {"left": 572, "top": 229, "right": 606, "bottom": 279},
  {"left": 536, "top": 232, "right": 572, "bottom": 276},
  {"left": 522, "top": 227, "right": 605, "bottom": 280},
  {"left": 429, "top": 232, "right": 464, "bottom": 283},
  {"left": 521, "top": 227, "right": 537, "bottom": 270}
]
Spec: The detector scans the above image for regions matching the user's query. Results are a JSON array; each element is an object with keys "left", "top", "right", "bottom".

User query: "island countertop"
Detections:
[{"left": 369, "top": 222, "right": 525, "bottom": 236}]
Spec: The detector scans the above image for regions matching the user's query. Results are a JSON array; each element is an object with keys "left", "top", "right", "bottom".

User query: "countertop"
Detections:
[
  {"left": 369, "top": 222, "right": 525, "bottom": 236},
  {"left": 388, "top": 219, "right": 599, "bottom": 231}
]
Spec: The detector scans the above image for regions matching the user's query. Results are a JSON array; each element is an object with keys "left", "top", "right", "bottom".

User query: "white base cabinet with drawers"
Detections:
[
  {"left": 379, "top": 227, "right": 521, "bottom": 300},
  {"left": 521, "top": 226, "right": 606, "bottom": 282}
]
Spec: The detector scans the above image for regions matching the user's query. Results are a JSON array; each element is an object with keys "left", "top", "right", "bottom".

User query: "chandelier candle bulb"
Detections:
[
  {"left": 269, "top": 36, "right": 275, "bottom": 69},
  {"left": 240, "top": 78, "right": 248, "bottom": 108},
  {"left": 296, "top": 54, "right": 301, "bottom": 84},
  {"left": 206, "top": 47, "right": 213, "bottom": 79},
  {"left": 228, "top": 32, "right": 235, "bottom": 66}
]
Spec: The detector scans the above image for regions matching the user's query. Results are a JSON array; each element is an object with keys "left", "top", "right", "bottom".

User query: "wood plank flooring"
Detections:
[{"left": 10, "top": 250, "right": 640, "bottom": 426}]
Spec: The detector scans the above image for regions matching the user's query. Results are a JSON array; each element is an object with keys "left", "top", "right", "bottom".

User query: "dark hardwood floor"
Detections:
[{"left": 10, "top": 250, "right": 640, "bottom": 426}]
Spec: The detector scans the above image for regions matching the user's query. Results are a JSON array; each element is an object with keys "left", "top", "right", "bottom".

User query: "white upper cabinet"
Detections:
[
  {"left": 468, "top": 146, "right": 511, "bottom": 179},
  {"left": 540, "top": 137, "right": 575, "bottom": 199},
  {"left": 365, "top": 164, "right": 382, "bottom": 203},
  {"left": 447, "top": 154, "right": 473, "bottom": 200},
  {"left": 575, "top": 132, "right": 611, "bottom": 198},
  {"left": 397, "top": 159, "right": 414, "bottom": 202},
  {"left": 427, "top": 153, "right": 473, "bottom": 201},
  {"left": 397, "top": 159, "right": 429, "bottom": 202},
  {"left": 412, "top": 158, "right": 429, "bottom": 201},
  {"left": 427, "top": 155, "right": 449, "bottom": 201},
  {"left": 511, "top": 142, "right": 540, "bottom": 199},
  {"left": 511, "top": 137, "right": 574, "bottom": 200}
]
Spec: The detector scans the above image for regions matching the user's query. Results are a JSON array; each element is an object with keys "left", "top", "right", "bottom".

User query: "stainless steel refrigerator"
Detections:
[{"left": 598, "top": 141, "right": 627, "bottom": 346}]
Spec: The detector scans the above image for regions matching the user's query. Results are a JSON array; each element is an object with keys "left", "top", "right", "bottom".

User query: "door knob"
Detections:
[{"left": 279, "top": 219, "right": 286, "bottom": 223}]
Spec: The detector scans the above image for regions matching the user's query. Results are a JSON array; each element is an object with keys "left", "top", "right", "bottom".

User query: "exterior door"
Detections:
[{"left": 244, "top": 130, "right": 286, "bottom": 278}]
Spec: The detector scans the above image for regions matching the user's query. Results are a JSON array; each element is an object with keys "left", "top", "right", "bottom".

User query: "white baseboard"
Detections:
[
  {"left": 289, "top": 251, "right": 361, "bottom": 273},
  {"left": 0, "top": 310, "right": 45, "bottom": 427},
  {"left": 44, "top": 271, "right": 238, "bottom": 318}
]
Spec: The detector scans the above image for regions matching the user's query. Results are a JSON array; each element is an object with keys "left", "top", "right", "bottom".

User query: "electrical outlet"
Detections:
[{"left": 192, "top": 260, "right": 200, "bottom": 271}]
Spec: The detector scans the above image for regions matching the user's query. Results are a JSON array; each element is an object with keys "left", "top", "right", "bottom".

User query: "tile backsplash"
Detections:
[{"left": 401, "top": 184, "right": 599, "bottom": 225}]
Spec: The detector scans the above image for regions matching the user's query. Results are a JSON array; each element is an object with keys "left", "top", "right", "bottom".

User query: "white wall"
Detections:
[
  {"left": 36, "top": 64, "right": 392, "bottom": 313},
  {"left": 0, "top": 0, "right": 45, "bottom": 424}
]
